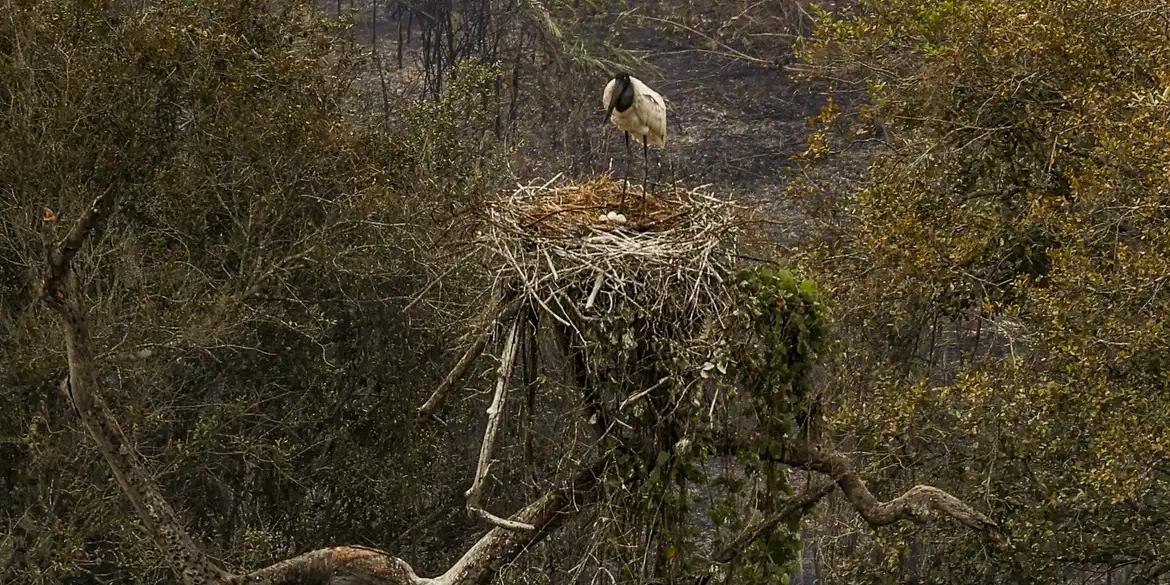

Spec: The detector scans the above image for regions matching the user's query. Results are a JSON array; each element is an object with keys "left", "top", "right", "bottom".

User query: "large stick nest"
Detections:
[
  {"left": 482, "top": 175, "right": 748, "bottom": 337},
  {"left": 449, "top": 176, "right": 829, "bottom": 562}
]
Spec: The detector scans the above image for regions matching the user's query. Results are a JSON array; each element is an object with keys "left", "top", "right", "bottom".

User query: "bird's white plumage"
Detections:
[{"left": 603, "top": 76, "right": 667, "bottom": 148}]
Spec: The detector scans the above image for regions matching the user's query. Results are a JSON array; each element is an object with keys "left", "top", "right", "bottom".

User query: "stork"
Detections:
[{"left": 603, "top": 72, "right": 667, "bottom": 208}]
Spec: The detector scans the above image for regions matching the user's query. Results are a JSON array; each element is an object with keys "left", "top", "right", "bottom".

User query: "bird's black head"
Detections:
[{"left": 605, "top": 72, "right": 635, "bottom": 123}]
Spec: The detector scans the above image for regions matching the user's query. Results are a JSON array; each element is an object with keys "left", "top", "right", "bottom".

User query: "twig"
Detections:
[
  {"left": 583, "top": 271, "right": 605, "bottom": 310},
  {"left": 400, "top": 248, "right": 479, "bottom": 314}
]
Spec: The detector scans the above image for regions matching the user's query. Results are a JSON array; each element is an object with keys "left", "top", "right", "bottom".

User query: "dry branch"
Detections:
[
  {"left": 465, "top": 317, "right": 535, "bottom": 531},
  {"left": 418, "top": 295, "right": 524, "bottom": 420}
]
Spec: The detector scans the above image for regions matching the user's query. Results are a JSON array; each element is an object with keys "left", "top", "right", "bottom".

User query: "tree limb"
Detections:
[
  {"left": 234, "top": 546, "right": 431, "bottom": 585},
  {"left": 41, "top": 193, "right": 234, "bottom": 584},
  {"left": 711, "top": 480, "right": 835, "bottom": 563},
  {"left": 713, "top": 432, "right": 1000, "bottom": 540},
  {"left": 779, "top": 441, "right": 1002, "bottom": 538},
  {"left": 417, "top": 295, "right": 524, "bottom": 420},
  {"left": 465, "top": 316, "right": 533, "bottom": 531}
]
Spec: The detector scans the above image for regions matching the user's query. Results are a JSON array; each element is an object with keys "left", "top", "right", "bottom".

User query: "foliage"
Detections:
[
  {"left": 793, "top": 1, "right": 1170, "bottom": 582},
  {"left": 723, "top": 267, "right": 826, "bottom": 585},
  {"left": 738, "top": 267, "right": 827, "bottom": 437},
  {"left": 0, "top": 0, "right": 509, "bottom": 581}
]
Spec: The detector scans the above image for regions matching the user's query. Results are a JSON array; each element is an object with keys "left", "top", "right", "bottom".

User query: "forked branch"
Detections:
[
  {"left": 41, "top": 190, "right": 115, "bottom": 303},
  {"left": 464, "top": 316, "right": 534, "bottom": 531}
]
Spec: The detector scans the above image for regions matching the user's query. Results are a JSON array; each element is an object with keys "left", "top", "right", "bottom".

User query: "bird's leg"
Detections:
[
  {"left": 654, "top": 145, "right": 665, "bottom": 188},
  {"left": 622, "top": 131, "right": 631, "bottom": 209},
  {"left": 642, "top": 136, "right": 649, "bottom": 213}
]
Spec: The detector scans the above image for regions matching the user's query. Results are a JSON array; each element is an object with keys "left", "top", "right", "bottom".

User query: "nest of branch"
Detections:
[
  {"left": 425, "top": 175, "right": 832, "bottom": 547},
  {"left": 483, "top": 174, "right": 746, "bottom": 330}
]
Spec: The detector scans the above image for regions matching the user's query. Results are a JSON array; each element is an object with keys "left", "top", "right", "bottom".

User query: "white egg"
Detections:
[
  {"left": 598, "top": 213, "right": 609, "bottom": 222},
  {"left": 614, "top": 214, "right": 627, "bottom": 224},
  {"left": 606, "top": 211, "right": 618, "bottom": 220}
]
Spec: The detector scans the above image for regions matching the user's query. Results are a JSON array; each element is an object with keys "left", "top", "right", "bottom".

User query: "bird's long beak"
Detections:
[{"left": 604, "top": 103, "right": 615, "bottom": 125}]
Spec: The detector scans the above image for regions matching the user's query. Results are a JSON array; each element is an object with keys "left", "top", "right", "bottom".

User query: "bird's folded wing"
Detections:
[
  {"left": 639, "top": 92, "right": 666, "bottom": 112},
  {"left": 636, "top": 91, "right": 667, "bottom": 144}
]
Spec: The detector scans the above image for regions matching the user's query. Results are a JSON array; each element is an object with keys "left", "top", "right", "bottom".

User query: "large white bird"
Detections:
[{"left": 603, "top": 72, "right": 667, "bottom": 205}]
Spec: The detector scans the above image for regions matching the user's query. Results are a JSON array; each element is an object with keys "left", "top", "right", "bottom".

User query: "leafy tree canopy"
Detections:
[
  {"left": 794, "top": 0, "right": 1170, "bottom": 581},
  {"left": 1, "top": 0, "right": 505, "bottom": 581}
]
